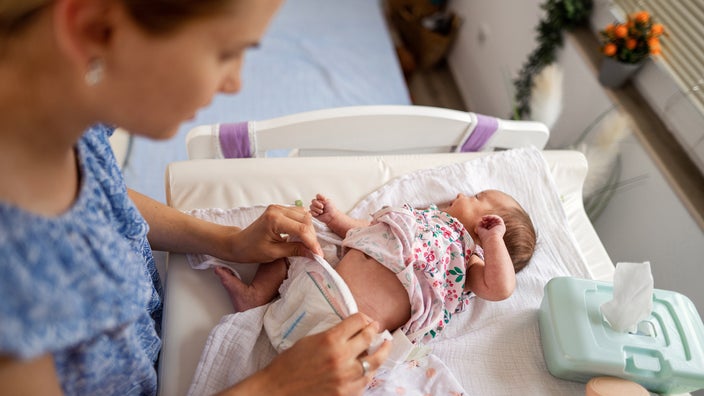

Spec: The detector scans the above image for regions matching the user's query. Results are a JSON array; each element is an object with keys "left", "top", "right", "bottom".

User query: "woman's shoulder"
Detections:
[{"left": 0, "top": 124, "right": 154, "bottom": 360}]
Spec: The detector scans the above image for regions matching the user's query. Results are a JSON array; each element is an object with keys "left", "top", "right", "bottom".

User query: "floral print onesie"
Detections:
[{"left": 343, "top": 203, "right": 474, "bottom": 344}]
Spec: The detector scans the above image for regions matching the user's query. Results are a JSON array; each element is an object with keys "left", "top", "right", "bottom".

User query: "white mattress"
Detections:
[{"left": 158, "top": 150, "right": 614, "bottom": 395}]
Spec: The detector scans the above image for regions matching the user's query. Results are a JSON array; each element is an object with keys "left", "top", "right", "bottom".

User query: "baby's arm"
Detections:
[
  {"left": 309, "top": 194, "right": 369, "bottom": 238},
  {"left": 465, "top": 215, "right": 516, "bottom": 301}
]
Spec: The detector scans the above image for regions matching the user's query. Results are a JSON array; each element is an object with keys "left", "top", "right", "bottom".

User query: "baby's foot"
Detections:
[
  {"left": 310, "top": 193, "right": 369, "bottom": 237},
  {"left": 214, "top": 259, "right": 287, "bottom": 312}
]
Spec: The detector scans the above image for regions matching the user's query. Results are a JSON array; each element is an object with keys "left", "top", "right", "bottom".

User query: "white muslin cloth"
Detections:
[{"left": 186, "top": 148, "right": 593, "bottom": 395}]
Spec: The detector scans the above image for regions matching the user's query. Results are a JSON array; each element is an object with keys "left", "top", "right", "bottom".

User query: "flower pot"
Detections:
[{"left": 598, "top": 57, "right": 643, "bottom": 88}]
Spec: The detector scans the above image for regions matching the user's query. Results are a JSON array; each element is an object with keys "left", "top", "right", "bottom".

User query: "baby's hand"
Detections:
[
  {"left": 476, "top": 214, "right": 506, "bottom": 241},
  {"left": 309, "top": 193, "right": 338, "bottom": 225}
]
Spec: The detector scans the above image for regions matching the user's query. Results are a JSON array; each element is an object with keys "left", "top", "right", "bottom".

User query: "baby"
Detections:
[{"left": 215, "top": 190, "right": 536, "bottom": 345}]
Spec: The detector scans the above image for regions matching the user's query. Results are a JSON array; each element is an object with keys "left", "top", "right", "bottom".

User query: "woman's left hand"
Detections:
[
  {"left": 217, "top": 313, "right": 389, "bottom": 396},
  {"left": 226, "top": 204, "right": 322, "bottom": 263}
]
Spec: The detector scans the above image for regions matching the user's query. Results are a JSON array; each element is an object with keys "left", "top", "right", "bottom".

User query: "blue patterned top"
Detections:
[{"left": 0, "top": 125, "right": 163, "bottom": 395}]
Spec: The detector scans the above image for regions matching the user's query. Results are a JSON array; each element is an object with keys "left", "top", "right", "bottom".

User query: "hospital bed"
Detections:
[{"left": 157, "top": 105, "right": 618, "bottom": 395}]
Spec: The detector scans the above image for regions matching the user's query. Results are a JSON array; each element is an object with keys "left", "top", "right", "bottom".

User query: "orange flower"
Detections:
[
  {"left": 634, "top": 11, "right": 650, "bottom": 24},
  {"left": 599, "top": 10, "right": 665, "bottom": 63},
  {"left": 614, "top": 25, "right": 628, "bottom": 38},
  {"left": 651, "top": 23, "right": 664, "bottom": 36},
  {"left": 648, "top": 37, "right": 661, "bottom": 55}
]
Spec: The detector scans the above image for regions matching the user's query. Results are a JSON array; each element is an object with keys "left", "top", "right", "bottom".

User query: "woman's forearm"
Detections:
[
  {"left": 0, "top": 354, "right": 64, "bottom": 396},
  {"left": 128, "top": 189, "right": 323, "bottom": 263},
  {"left": 127, "top": 189, "right": 234, "bottom": 256}
]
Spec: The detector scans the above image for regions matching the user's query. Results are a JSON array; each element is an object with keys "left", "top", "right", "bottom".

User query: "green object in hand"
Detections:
[{"left": 294, "top": 199, "right": 303, "bottom": 207}]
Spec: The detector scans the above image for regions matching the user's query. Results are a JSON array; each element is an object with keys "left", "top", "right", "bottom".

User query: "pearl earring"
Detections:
[{"left": 85, "top": 58, "right": 105, "bottom": 86}]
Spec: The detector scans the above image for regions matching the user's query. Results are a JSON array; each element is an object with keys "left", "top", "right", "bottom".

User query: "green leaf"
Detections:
[{"left": 512, "top": 0, "right": 593, "bottom": 119}]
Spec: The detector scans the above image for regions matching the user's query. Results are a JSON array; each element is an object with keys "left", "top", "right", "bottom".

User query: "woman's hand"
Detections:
[
  {"left": 128, "top": 190, "right": 321, "bottom": 263},
  {"left": 220, "top": 313, "right": 390, "bottom": 396},
  {"left": 225, "top": 204, "right": 323, "bottom": 263}
]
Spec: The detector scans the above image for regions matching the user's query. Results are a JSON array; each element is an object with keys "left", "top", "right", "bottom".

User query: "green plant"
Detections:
[{"left": 511, "top": 0, "right": 593, "bottom": 120}]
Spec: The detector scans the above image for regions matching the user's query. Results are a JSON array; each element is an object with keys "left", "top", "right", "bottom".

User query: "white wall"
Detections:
[
  {"left": 447, "top": 0, "right": 543, "bottom": 116},
  {"left": 593, "top": 134, "right": 704, "bottom": 319},
  {"left": 447, "top": 0, "right": 704, "bottom": 322},
  {"left": 447, "top": 0, "right": 610, "bottom": 146}
]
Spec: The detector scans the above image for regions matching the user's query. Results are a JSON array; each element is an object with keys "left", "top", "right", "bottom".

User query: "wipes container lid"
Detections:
[{"left": 539, "top": 276, "right": 704, "bottom": 394}]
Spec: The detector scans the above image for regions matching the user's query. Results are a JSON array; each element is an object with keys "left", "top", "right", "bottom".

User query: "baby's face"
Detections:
[{"left": 444, "top": 190, "right": 516, "bottom": 230}]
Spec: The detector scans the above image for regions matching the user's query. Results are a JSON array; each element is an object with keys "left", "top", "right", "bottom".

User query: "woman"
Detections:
[{"left": 0, "top": 0, "right": 390, "bottom": 395}]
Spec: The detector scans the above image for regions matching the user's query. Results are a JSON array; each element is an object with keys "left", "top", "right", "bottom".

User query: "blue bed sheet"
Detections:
[{"left": 123, "top": 0, "right": 410, "bottom": 202}]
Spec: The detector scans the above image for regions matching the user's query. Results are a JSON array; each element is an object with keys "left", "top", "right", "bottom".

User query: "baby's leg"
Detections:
[
  {"left": 309, "top": 194, "right": 369, "bottom": 237},
  {"left": 335, "top": 249, "right": 411, "bottom": 332},
  {"left": 215, "top": 259, "right": 287, "bottom": 312}
]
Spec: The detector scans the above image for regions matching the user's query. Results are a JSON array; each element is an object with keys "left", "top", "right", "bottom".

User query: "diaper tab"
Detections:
[{"left": 376, "top": 329, "right": 416, "bottom": 374}]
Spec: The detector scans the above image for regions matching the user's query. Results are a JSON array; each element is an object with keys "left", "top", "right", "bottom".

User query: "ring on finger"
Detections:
[{"left": 359, "top": 358, "right": 371, "bottom": 377}]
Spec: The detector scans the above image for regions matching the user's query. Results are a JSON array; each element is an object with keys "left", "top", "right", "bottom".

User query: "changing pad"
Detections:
[{"left": 179, "top": 148, "right": 598, "bottom": 395}]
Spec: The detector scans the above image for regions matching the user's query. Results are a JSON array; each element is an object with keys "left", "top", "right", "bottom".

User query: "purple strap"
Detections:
[
  {"left": 459, "top": 114, "right": 499, "bottom": 152},
  {"left": 218, "top": 122, "right": 251, "bottom": 158}
]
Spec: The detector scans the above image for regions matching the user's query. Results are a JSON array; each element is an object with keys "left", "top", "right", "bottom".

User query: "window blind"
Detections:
[{"left": 613, "top": 0, "right": 704, "bottom": 114}]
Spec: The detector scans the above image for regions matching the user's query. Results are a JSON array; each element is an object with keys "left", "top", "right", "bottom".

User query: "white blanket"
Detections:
[{"left": 186, "top": 148, "right": 593, "bottom": 395}]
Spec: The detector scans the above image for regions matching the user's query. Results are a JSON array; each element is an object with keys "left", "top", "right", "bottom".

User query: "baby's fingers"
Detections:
[
  {"left": 309, "top": 194, "right": 330, "bottom": 216},
  {"left": 480, "top": 214, "right": 503, "bottom": 229},
  {"left": 309, "top": 200, "right": 324, "bottom": 216}
]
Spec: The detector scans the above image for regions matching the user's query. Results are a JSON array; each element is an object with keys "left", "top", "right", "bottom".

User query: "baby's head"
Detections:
[{"left": 444, "top": 190, "right": 536, "bottom": 272}]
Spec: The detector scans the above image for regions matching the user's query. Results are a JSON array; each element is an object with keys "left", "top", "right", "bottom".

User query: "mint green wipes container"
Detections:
[{"left": 539, "top": 276, "right": 704, "bottom": 394}]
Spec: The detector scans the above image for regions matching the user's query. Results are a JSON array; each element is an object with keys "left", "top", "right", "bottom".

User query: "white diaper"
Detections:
[
  {"left": 263, "top": 253, "right": 414, "bottom": 374},
  {"left": 263, "top": 254, "right": 358, "bottom": 352}
]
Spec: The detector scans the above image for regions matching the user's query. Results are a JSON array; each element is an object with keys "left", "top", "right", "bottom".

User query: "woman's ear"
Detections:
[{"left": 52, "top": 0, "right": 116, "bottom": 76}]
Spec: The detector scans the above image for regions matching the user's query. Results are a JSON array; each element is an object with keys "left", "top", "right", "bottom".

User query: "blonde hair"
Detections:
[{"left": 0, "top": 0, "right": 235, "bottom": 36}]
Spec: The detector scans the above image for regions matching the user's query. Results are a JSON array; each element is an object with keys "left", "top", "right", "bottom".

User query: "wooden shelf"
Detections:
[{"left": 569, "top": 26, "right": 704, "bottom": 231}]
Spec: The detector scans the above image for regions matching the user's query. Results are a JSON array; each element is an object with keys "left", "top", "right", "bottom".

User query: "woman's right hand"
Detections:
[
  {"left": 224, "top": 204, "right": 323, "bottom": 263},
  {"left": 221, "top": 313, "right": 390, "bottom": 396}
]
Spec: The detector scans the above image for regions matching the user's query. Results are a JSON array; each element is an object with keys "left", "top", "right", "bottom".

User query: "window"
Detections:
[
  {"left": 613, "top": 0, "right": 704, "bottom": 114},
  {"left": 592, "top": 1, "right": 704, "bottom": 173}
]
